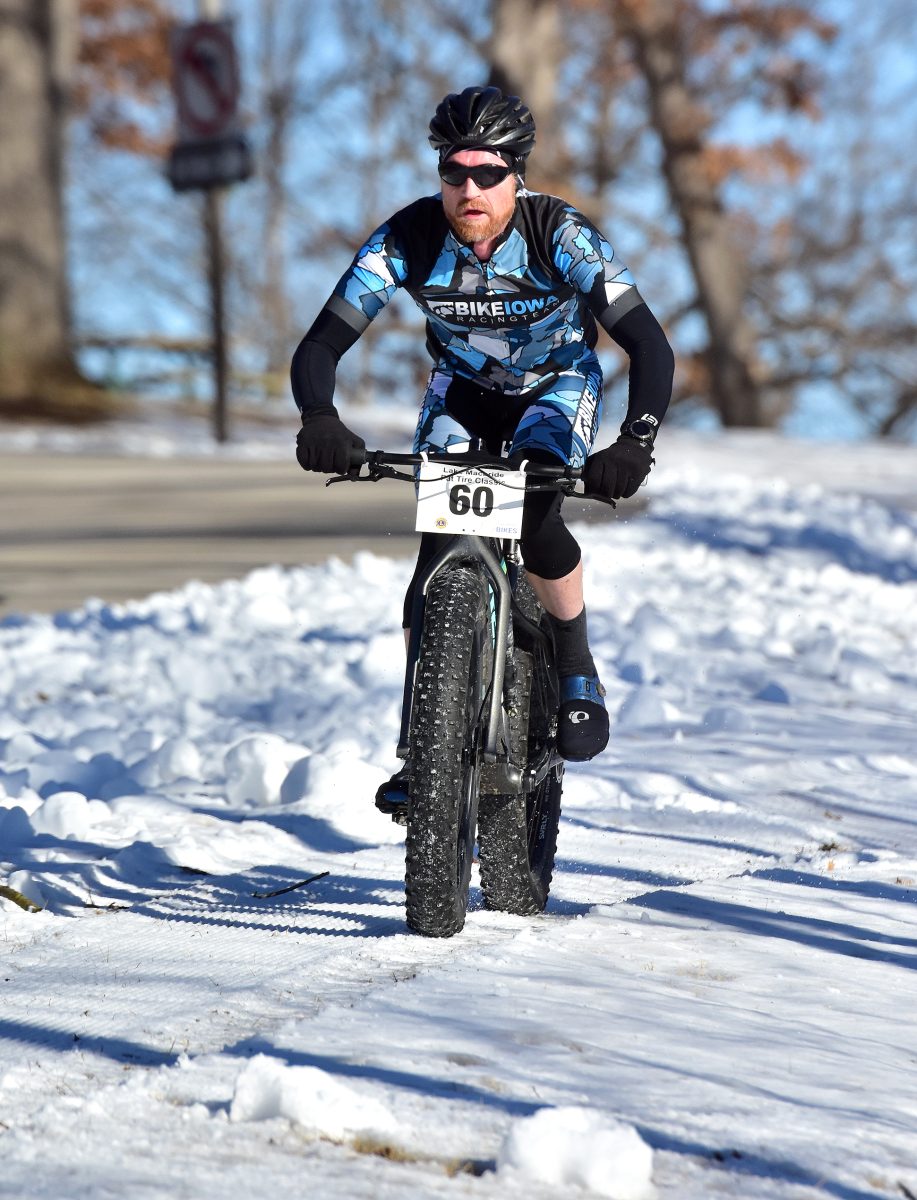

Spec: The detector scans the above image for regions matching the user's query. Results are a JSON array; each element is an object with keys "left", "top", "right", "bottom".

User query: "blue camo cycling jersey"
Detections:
[{"left": 325, "top": 189, "right": 643, "bottom": 395}]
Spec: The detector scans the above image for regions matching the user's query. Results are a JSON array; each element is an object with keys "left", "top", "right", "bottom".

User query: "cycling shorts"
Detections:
[{"left": 413, "top": 357, "right": 603, "bottom": 467}]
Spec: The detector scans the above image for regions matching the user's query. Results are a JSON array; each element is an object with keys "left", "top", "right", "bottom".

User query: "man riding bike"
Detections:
[{"left": 292, "top": 85, "right": 675, "bottom": 813}]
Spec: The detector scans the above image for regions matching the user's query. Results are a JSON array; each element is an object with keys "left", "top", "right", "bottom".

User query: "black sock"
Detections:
[{"left": 546, "top": 607, "right": 596, "bottom": 678}]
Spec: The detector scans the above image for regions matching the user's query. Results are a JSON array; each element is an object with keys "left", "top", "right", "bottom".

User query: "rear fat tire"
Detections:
[
  {"left": 478, "top": 573, "right": 563, "bottom": 915},
  {"left": 404, "top": 566, "right": 491, "bottom": 937}
]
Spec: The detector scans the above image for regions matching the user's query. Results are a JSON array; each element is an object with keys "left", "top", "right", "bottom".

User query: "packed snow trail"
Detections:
[{"left": 2, "top": 466, "right": 917, "bottom": 1199}]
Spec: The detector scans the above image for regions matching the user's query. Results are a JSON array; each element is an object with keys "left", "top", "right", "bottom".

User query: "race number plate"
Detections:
[{"left": 416, "top": 462, "right": 526, "bottom": 537}]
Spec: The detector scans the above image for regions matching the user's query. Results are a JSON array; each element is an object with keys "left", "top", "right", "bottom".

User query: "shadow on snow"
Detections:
[
  {"left": 627, "top": 888, "right": 917, "bottom": 968},
  {"left": 0, "top": 1016, "right": 179, "bottom": 1068}
]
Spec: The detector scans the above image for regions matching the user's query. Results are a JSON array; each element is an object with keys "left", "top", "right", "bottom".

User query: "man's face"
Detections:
[{"left": 440, "top": 148, "right": 517, "bottom": 246}]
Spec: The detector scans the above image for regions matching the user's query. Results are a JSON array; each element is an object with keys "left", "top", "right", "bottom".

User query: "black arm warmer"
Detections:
[
  {"left": 601, "top": 302, "right": 675, "bottom": 429},
  {"left": 290, "top": 307, "right": 362, "bottom": 416}
]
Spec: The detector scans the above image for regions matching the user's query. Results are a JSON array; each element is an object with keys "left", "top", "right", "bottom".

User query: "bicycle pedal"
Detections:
[
  {"left": 375, "top": 767, "right": 411, "bottom": 823},
  {"left": 375, "top": 793, "right": 409, "bottom": 818}
]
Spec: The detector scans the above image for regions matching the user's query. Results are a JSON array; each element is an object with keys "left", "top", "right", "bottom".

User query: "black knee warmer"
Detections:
[{"left": 519, "top": 488, "right": 582, "bottom": 580}]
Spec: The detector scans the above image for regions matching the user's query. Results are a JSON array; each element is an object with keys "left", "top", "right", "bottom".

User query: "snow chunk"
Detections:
[
  {"left": 616, "top": 687, "right": 678, "bottom": 730},
  {"left": 281, "top": 744, "right": 403, "bottom": 844},
  {"left": 242, "top": 592, "right": 297, "bottom": 632},
  {"left": 615, "top": 640, "right": 656, "bottom": 686},
  {"left": 702, "top": 705, "right": 753, "bottom": 734},
  {"left": 132, "top": 737, "right": 202, "bottom": 787},
  {"left": 2, "top": 731, "right": 44, "bottom": 762},
  {"left": 30, "top": 791, "right": 110, "bottom": 840},
  {"left": 796, "top": 627, "right": 840, "bottom": 676},
  {"left": 497, "top": 1106, "right": 654, "bottom": 1199},
  {"left": 7, "top": 871, "right": 48, "bottom": 910},
  {"left": 0, "top": 767, "right": 31, "bottom": 800},
  {"left": 627, "top": 603, "right": 679, "bottom": 652},
  {"left": 223, "top": 735, "right": 310, "bottom": 806},
  {"left": 229, "top": 1055, "right": 395, "bottom": 1140},
  {"left": 0, "top": 805, "right": 34, "bottom": 847},
  {"left": 24, "top": 749, "right": 96, "bottom": 794},
  {"left": 654, "top": 791, "right": 739, "bottom": 815},
  {"left": 838, "top": 650, "right": 890, "bottom": 694}
]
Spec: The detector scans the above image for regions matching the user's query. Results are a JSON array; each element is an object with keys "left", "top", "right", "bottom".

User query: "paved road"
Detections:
[
  {"left": 1, "top": 453, "right": 621, "bottom": 618},
  {"left": 0, "top": 455, "right": 420, "bottom": 617}
]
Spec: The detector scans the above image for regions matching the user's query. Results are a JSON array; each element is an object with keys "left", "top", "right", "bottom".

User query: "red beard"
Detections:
[{"left": 448, "top": 198, "right": 514, "bottom": 244}]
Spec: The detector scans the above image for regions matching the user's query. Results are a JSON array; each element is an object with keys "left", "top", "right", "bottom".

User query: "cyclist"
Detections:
[{"left": 292, "top": 85, "right": 674, "bottom": 812}]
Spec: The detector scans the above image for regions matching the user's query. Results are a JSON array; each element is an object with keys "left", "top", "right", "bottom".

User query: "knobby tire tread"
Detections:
[{"left": 404, "top": 567, "right": 489, "bottom": 938}]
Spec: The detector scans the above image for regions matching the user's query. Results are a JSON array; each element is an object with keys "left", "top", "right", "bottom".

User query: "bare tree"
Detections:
[
  {"left": 487, "top": 0, "right": 575, "bottom": 202},
  {"left": 0, "top": 0, "right": 106, "bottom": 417},
  {"left": 754, "top": 0, "right": 917, "bottom": 439},
  {"left": 542, "top": 0, "right": 842, "bottom": 430},
  {"left": 613, "top": 0, "right": 766, "bottom": 426},
  {"left": 253, "top": 0, "right": 310, "bottom": 383}
]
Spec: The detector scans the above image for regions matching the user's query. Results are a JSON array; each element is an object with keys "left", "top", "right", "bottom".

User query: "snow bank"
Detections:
[
  {"left": 498, "top": 1106, "right": 654, "bottom": 1199},
  {"left": 649, "top": 467, "right": 917, "bottom": 582}
]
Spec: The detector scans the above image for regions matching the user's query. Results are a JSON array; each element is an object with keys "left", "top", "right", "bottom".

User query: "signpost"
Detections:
[{"left": 166, "top": 17, "right": 252, "bottom": 444}]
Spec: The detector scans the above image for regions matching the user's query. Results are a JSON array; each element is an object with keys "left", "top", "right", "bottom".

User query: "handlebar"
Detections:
[
  {"left": 344, "top": 448, "right": 580, "bottom": 480},
  {"left": 326, "top": 448, "right": 615, "bottom": 505}
]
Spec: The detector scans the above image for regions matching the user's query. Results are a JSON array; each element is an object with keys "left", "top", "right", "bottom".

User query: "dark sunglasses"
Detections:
[{"left": 438, "top": 162, "right": 513, "bottom": 189}]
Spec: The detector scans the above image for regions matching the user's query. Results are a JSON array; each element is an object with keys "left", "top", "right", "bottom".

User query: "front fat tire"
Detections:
[{"left": 404, "top": 567, "right": 490, "bottom": 938}]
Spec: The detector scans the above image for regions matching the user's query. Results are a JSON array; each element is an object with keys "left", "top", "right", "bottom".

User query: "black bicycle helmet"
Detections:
[{"left": 428, "top": 85, "right": 536, "bottom": 165}]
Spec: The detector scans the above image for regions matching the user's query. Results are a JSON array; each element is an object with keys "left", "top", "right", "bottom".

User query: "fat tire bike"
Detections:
[{"left": 330, "top": 448, "right": 609, "bottom": 938}]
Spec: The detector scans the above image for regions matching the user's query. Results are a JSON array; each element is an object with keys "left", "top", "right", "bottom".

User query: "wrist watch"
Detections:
[{"left": 621, "top": 414, "right": 659, "bottom": 447}]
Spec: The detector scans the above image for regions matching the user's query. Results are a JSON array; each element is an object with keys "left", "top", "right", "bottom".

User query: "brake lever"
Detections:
[
  {"left": 325, "top": 464, "right": 413, "bottom": 486},
  {"left": 524, "top": 479, "right": 611, "bottom": 506},
  {"left": 580, "top": 490, "right": 617, "bottom": 509}
]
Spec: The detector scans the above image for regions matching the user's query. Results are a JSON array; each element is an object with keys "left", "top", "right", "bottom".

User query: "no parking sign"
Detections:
[
  {"left": 172, "top": 20, "right": 241, "bottom": 142},
  {"left": 167, "top": 19, "right": 252, "bottom": 192}
]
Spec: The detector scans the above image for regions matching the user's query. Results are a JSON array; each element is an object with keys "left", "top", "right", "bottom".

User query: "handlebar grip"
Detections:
[{"left": 348, "top": 446, "right": 368, "bottom": 468}]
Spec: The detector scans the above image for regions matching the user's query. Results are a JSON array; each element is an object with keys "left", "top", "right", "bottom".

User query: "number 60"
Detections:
[{"left": 449, "top": 483, "right": 494, "bottom": 517}]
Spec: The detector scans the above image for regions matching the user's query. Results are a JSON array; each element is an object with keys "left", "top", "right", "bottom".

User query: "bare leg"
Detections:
[{"left": 525, "top": 560, "right": 584, "bottom": 620}]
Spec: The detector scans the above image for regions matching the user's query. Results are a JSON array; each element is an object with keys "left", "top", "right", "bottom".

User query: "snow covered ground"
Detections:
[{"left": 2, "top": 420, "right": 917, "bottom": 1198}]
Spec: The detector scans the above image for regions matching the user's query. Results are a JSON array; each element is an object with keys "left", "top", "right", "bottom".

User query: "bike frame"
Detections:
[{"left": 328, "top": 449, "right": 593, "bottom": 793}]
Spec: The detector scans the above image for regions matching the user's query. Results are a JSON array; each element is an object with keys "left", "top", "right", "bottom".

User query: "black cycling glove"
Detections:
[
  {"left": 296, "top": 410, "right": 365, "bottom": 475},
  {"left": 583, "top": 436, "right": 654, "bottom": 500}
]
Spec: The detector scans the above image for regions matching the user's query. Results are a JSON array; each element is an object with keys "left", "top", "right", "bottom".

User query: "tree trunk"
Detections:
[
  {"left": 258, "top": 0, "right": 299, "bottom": 385},
  {"left": 617, "top": 0, "right": 763, "bottom": 426},
  {"left": 0, "top": 0, "right": 109, "bottom": 418},
  {"left": 488, "top": 0, "right": 571, "bottom": 202}
]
